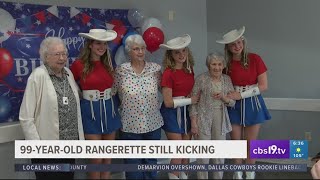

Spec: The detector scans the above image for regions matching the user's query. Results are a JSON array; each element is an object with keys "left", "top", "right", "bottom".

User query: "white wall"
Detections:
[
  {"left": 207, "top": 0, "right": 320, "bottom": 157},
  {"left": 0, "top": 0, "right": 207, "bottom": 178}
]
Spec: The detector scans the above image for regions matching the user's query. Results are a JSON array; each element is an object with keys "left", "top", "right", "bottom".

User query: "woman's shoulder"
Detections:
[
  {"left": 222, "top": 74, "right": 232, "bottom": 81},
  {"left": 115, "top": 62, "right": 130, "bottom": 75},
  {"left": 71, "top": 59, "right": 83, "bottom": 66},
  {"left": 249, "top": 53, "right": 263, "bottom": 61},
  {"left": 116, "top": 62, "right": 130, "bottom": 70},
  {"left": 146, "top": 62, "right": 161, "bottom": 73},
  {"left": 70, "top": 59, "right": 84, "bottom": 71},
  {"left": 28, "top": 65, "right": 48, "bottom": 79},
  {"left": 195, "top": 71, "right": 210, "bottom": 80},
  {"left": 162, "top": 67, "right": 174, "bottom": 74}
]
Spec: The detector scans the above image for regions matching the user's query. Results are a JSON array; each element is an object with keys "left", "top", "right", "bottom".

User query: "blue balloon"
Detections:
[
  {"left": 0, "top": 96, "right": 11, "bottom": 120},
  {"left": 122, "top": 31, "right": 138, "bottom": 46}
]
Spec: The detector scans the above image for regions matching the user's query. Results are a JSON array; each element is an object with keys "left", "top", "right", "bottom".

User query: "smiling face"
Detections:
[
  {"left": 171, "top": 48, "right": 188, "bottom": 65},
  {"left": 208, "top": 58, "right": 224, "bottom": 78},
  {"left": 45, "top": 43, "right": 68, "bottom": 73},
  {"left": 227, "top": 38, "right": 244, "bottom": 58},
  {"left": 89, "top": 40, "right": 107, "bottom": 60}
]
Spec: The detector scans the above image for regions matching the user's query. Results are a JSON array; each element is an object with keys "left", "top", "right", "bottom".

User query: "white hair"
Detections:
[
  {"left": 124, "top": 34, "right": 146, "bottom": 53},
  {"left": 39, "top": 37, "right": 67, "bottom": 63},
  {"left": 206, "top": 52, "right": 225, "bottom": 68}
]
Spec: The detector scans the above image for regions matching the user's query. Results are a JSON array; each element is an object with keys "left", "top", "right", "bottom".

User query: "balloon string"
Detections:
[{"left": 0, "top": 79, "right": 25, "bottom": 92}]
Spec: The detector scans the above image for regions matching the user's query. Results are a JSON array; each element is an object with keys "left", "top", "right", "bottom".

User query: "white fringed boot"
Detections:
[
  {"left": 168, "top": 172, "right": 179, "bottom": 179},
  {"left": 233, "top": 171, "right": 243, "bottom": 179},
  {"left": 245, "top": 171, "right": 256, "bottom": 179},
  {"left": 180, "top": 172, "right": 188, "bottom": 179}
]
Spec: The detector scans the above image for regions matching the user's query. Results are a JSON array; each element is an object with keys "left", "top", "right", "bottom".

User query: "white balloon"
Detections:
[
  {"left": 127, "top": 9, "right": 145, "bottom": 28},
  {"left": 0, "top": 8, "right": 16, "bottom": 43},
  {"left": 141, "top": 17, "right": 163, "bottom": 35},
  {"left": 114, "top": 46, "right": 128, "bottom": 66}
]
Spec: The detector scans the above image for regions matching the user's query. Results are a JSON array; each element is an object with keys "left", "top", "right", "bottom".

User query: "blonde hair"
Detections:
[
  {"left": 78, "top": 39, "right": 113, "bottom": 79},
  {"left": 162, "top": 47, "right": 194, "bottom": 73},
  {"left": 224, "top": 37, "right": 249, "bottom": 73}
]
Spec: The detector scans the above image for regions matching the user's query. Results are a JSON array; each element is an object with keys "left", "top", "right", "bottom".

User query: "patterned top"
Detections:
[
  {"left": 113, "top": 62, "right": 164, "bottom": 133},
  {"left": 189, "top": 72, "right": 235, "bottom": 135},
  {"left": 45, "top": 65, "right": 79, "bottom": 140},
  {"left": 212, "top": 81, "right": 223, "bottom": 108}
]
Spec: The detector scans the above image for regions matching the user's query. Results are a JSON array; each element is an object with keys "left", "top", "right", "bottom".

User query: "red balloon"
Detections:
[
  {"left": 142, "top": 27, "right": 164, "bottom": 53},
  {"left": 110, "top": 19, "right": 127, "bottom": 45},
  {"left": 0, "top": 48, "right": 14, "bottom": 79}
]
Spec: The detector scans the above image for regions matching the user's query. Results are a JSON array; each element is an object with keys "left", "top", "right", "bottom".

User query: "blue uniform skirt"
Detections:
[
  {"left": 160, "top": 103, "right": 191, "bottom": 134},
  {"left": 228, "top": 95, "right": 271, "bottom": 126},
  {"left": 80, "top": 96, "right": 122, "bottom": 134}
]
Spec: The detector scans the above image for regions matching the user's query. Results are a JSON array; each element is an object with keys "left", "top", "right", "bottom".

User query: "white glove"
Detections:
[
  {"left": 240, "top": 86, "right": 260, "bottom": 99},
  {"left": 173, "top": 98, "right": 192, "bottom": 108}
]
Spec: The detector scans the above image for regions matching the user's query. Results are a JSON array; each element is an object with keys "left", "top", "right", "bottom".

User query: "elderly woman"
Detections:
[
  {"left": 189, "top": 53, "right": 235, "bottom": 180},
  {"left": 19, "top": 37, "right": 84, "bottom": 179},
  {"left": 113, "top": 34, "right": 163, "bottom": 179}
]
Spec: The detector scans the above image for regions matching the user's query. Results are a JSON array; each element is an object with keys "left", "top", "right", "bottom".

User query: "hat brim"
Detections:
[
  {"left": 160, "top": 34, "right": 191, "bottom": 50},
  {"left": 79, "top": 30, "right": 117, "bottom": 42},
  {"left": 312, "top": 152, "right": 320, "bottom": 161},
  {"left": 216, "top": 26, "right": 245, "bottom": 44}
]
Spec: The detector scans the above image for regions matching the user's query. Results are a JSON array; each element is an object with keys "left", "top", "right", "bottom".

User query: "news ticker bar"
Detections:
[
  {"left": 15, "top": 140, "right": 247, "bottom": 159},
  {"left": 15, "top": 140, "right": 308, "bottom": 159},
  {"left": 15, "top": 164, "right": 307, "bottom": 172}
]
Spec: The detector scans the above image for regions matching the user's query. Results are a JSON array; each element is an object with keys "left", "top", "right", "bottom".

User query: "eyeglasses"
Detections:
[
  {"left": 131, "top": 47, "right": 146, "bottom": 52},
  {"left": 47, "top": 52, "right": 68, "bottom": 58}
]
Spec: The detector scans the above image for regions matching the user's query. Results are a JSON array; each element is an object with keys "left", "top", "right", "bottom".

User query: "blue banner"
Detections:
[
  {"left": 15, "top": 163, "right": 308, "bottom": 172},
  {"left": 0, "top": 1, "right": 133, "bottom": 123}
]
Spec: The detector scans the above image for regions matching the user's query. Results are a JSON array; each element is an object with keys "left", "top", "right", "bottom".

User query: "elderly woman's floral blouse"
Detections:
[
  {"left": 113, "top": 62, "right": 164, "bottom": 133},
  {"left": 189, "top": 72, "right": 235, "bottom": 135}
]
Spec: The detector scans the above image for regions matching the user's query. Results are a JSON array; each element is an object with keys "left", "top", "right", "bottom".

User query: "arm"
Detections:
[
  {"left": 222, "top": 75, "right": 236, "bottom": 107},
  {"left": 257, "top": 72, "right": 268, "bottom": 92},
  {"left": 19, "top": 75, "right": 40, "bottom": 140},
  {"left": 162, "top": 86, "right": 199, "bottom": 109},
  {"left": 228, "top": 72, "right": 268, "bottom": 100},
  {"left": 190, "top": 115, "right": 199, "bottom": 137},
  {"left": 111, "top": 67, "right": 120, "bottom": 96},
  {"left": 162, "top": 87, "right": 174, "bottom": 108},
  {"left": 156, "top": 70, "right": 162, "bottom": 92},
  {"left": 161, "top": 69, "right": 198, "bottom": 108},
  {"left": 239, "top": 71, "right": 268, "bottom": 98},
  {"left": 189, "top": 75, "right": 203, "bottom": 137}
]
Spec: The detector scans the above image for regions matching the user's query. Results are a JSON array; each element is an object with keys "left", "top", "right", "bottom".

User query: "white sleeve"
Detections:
[
  {"left": 240, "top": 86, "right": 260, "bottom": 99},
  {"left": 19, "top": 75, "right": 40, "bottom": 140}
]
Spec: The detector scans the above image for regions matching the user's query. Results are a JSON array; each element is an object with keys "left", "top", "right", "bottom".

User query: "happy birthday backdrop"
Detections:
[{"left": 0, "top": 1, "right": 165, "bottom": 123}]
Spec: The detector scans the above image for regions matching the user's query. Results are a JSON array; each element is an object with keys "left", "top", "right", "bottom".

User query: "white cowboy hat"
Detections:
[
  {"left": 160, "top": 34, "right": 191, "bottom": 50},
  {"left": 216, "top": 26, "right": 245, "bottom": 44},
  {"left": 79, "top": 29, "right": 117, "bottom": 41}
]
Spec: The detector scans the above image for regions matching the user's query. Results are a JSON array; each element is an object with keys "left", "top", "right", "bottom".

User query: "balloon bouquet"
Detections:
[{"left": 114, "top": 9, "right": 165, "bottom": 66}]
